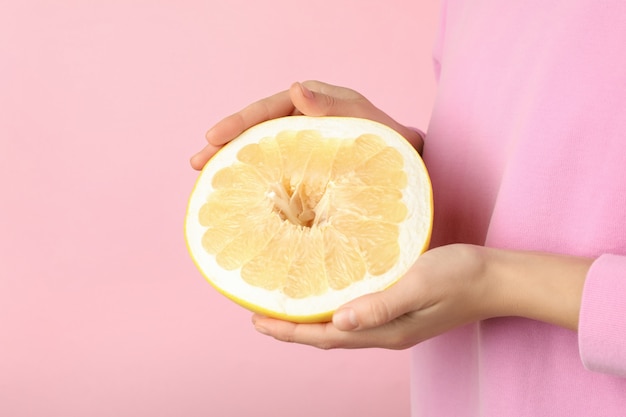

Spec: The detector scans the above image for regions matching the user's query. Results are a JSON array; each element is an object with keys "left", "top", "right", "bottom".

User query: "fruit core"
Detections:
[{"left": 266, "top": 177, "right": 330, "bottom": 228}]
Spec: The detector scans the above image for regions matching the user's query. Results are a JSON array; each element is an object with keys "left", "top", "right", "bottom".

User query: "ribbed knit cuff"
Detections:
[{"left": 579, "top": 254, "right": 626, "bottom": 377}]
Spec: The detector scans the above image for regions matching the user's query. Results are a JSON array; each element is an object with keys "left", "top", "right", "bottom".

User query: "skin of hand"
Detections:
[
  {"left": 251, "top": 244, "right": 592, "bottom": 350},
  {"left": 189, "top": 80, "right": 424, "bottom": 170}
]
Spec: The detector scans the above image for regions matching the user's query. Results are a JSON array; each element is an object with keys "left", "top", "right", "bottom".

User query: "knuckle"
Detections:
[
  {"left": 323, "top": 95, "right": 338, "bottom": 114},
  {"left": 316, "top": 340, "right": 338, "bottom": 350},
  {"left": 369, "top": 300, "right": 393, "bottom": 327},
  {"left": 315, "top": 327, "right": 341, "bottom": 350},
  {"left": 388, "top": 335, "right": 415, "bottom": 350},
  {"left": 271, "top": 323, "right": 342, "bottom": 350},
  {"left": 271, "top": 327, "right": 298, "bottom": 344},
  {"left": 274, "top": 333, "right": 295, "bottom": 344}
]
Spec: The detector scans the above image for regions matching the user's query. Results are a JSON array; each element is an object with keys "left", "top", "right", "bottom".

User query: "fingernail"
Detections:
[
  {"left": 299, "top": 83, "right": 314, "bottom": 99},
  {"left": 333, "top": 308, "right": 358, "bottom": 331}
]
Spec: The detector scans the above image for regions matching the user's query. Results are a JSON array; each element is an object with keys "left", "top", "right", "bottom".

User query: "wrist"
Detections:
[{"left": 482, "top": 247, "right": 591, "bottom": 330}]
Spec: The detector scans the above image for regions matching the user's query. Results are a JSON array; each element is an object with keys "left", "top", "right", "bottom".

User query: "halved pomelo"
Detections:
[{"left": 185, "top": 116, "right": 432, "bottom": 323}]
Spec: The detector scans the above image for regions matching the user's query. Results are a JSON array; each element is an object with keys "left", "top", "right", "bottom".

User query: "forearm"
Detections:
[{"left": 484, "top": 247, "right": 592, "bottom": 331}]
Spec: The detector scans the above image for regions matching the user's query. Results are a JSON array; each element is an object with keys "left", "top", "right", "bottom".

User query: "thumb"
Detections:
[
  {"left": 332, "top": 280, "right": 414, "bottom": 331},
  {"left": 288, "top": 81, "right": 424, "bottom": 153}
]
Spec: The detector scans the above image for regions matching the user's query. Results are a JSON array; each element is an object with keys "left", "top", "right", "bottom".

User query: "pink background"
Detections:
[{"left": 0, "top": 1, "right": 439, "bottom": 416}]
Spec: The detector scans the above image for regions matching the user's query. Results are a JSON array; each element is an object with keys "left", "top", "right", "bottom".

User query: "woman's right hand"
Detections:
[{"left": 190, "top": 80, "right": 424, "bottom": 170}]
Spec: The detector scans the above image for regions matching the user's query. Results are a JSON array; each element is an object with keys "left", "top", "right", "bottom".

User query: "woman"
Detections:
[{"left": 191, "top": 1, "right": 626, "bottom": 415}]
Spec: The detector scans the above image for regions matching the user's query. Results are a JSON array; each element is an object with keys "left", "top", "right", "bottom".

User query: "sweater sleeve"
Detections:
[{"left": 578, "top": 254, "right": 626, "bottom": 377}]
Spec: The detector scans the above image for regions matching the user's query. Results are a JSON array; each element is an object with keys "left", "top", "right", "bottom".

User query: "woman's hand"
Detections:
[
  {"left": 190, "top": 80, "right": 424, "bottom": 170},
  {"left": 252, "top": 244, "right": 592, "bottom": 350}
]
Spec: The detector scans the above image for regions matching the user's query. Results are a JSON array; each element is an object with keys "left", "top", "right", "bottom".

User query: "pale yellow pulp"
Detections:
[{"left": 198, "top": 130, "right": 407, "bottom": 299}]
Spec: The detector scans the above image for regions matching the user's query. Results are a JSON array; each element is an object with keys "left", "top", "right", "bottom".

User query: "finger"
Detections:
[
  {"left": 189, "top": 141, "right": 224, "bottom": 171},
  {"left": 333, "top": 271, "right": 423, "bottom": 331},
  {"left": 252, "top": 315, "right": 340, "bottom": 349},
  {"left": 207, "top": 90, "right": 296, "bottom": 146},
  {"left": 190, "top": 89, "right": 296, "bottom": 170},
  {"left": 252, "top": 314, "right": 417, "bottom": 350},
  {"left": 291, "top": 81, "right": 423, "bottom": 151}
]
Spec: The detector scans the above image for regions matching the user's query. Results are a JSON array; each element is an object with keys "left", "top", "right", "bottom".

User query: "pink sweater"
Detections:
[{"left": 413, "top": 1, "right": 626, "bottom": 416}]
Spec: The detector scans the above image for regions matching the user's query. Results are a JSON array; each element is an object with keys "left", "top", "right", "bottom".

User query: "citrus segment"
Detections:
[
  {"left": 240, "top": 222, "right": 297, "bottom": 291},
  {"left": 322, "top": 226, "right": 367, "bottom": 290},
  {"left": 201, "top": 217, "right": 241, "bottom": 254},
  {"left": 284, "top": 227, "right": 327, "bottom": 298},
  {"left": 215, "top": 212, "right": 281, "bottom": 270},
  {"left": 236, "top": 138, "right": 283, "bottom": 182},
  {"left": 354, "top": 146, "right": 408, "bottom": 188},
  {"left": 330, "top": 185, "right": 408, "bottom": 222},
  {"left": 330, "top": 134, "right": 386, "bottom": 178},
  {"left": 211, "top": 162, "right": 267, "bottom": 190},
  {"left": 331, "top": 212, "right": 400, "bottom": 276},
  {"left": 276, "top": 130, "right": 318, "bottom": 189},
  {"left": 198, "top": 189, "right": 265, "bottom": 227}
]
